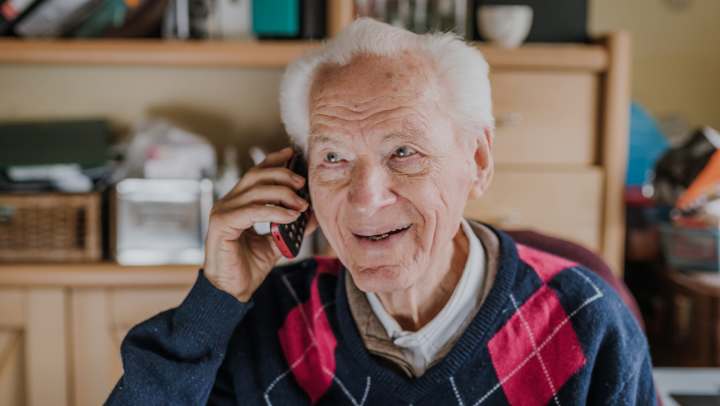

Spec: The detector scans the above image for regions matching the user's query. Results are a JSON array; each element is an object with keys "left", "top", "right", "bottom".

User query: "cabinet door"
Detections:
[
  {"left": 71, "top": 287, "right": 189, "bottom": 406},
  {"left": 0, "top": 288, "right": 68, "bottom": 406}
]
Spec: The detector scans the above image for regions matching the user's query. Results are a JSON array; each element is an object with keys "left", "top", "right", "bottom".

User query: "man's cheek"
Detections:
[{"left": 312, "top": 192, "right": 343, "bottom": 241}]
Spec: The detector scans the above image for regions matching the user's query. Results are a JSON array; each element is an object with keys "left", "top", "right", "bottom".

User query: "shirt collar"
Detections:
[{"left": 365, "top": 219, "right": 485, "bottom": 368}]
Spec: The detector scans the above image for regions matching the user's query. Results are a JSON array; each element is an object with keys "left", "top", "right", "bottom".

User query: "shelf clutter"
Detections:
[
  {"left": 0, "top": 0, "right": 336, "bottom": 40},
  {"left": 0, "top": 0, "right": 600, "bottom": 68}
]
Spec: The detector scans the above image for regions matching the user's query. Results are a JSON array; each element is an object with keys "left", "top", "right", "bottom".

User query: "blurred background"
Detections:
[{"left": 0, "top": 1, "right": 718, "bottom": 405}]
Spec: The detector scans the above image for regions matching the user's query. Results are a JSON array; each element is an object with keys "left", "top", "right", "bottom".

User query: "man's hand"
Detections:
[{"left": 202, "top": 147, "right": 316, "bottom": 302}]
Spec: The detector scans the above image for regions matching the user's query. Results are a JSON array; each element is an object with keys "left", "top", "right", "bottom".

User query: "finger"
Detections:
[
  {"left": 209, "top": 204, "right": 301, "bottom": 240},
  {"left": 258, "top": 147, "right": 294, "bottom": 168},
  {"left": 230, "top": 166, "right": 305, "bottom": 197},
  {"left": 228, "top": 185, "right": 309, "bottom": 211}
]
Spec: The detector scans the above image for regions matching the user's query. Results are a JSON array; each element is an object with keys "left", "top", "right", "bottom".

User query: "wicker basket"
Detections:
[{"left": 0, "top": 193, "right": 101, "bottom": 262}]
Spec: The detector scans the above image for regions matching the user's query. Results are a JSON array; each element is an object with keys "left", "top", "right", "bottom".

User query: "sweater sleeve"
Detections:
[
  {"left": 610, "top": 351, "right": 657, "bottom": 406},
  {"left": 581, "top": 271, "right": 658, "bottom": 406},
  {"left": 105, "top": 270, "right": 252, "bottom": 405}
]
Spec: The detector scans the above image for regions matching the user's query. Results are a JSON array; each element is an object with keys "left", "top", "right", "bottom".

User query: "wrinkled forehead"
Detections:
[
  {"left": 308, "top": 52, "right": 441, "bottom": 112},
  {"left": 307, "top": 53, "right": 446, "bottom": 148}
]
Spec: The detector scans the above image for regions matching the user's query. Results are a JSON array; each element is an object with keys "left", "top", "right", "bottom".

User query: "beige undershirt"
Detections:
[{"left": 345, "top": 221, "right": 500, "bottom": 378}]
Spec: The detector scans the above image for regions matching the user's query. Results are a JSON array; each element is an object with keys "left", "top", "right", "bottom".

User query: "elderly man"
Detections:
[{"left": 107, "top": 19, "right": 655, "bottom": 405}]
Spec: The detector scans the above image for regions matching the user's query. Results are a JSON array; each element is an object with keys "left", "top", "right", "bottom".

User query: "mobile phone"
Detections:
[{"left": 252, "top": 150, "right": 310, "bottom": 259}]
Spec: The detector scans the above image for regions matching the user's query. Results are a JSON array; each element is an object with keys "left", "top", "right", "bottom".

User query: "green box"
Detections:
[{"left": 252, "top": 0, "right": 300, "bottom": 37}]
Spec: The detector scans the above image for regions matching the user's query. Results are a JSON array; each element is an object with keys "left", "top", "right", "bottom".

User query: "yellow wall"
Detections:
[{"left": 590, "top": 0, "right": 720, "bottom": 131}]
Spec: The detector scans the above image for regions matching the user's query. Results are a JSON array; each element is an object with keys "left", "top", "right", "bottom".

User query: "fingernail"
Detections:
[{"left": 293, "top": 175, "right": 305, "bottom": 184}]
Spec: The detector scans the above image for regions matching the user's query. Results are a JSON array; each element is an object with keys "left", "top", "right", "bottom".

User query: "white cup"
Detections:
[{"left": 477, "top": 5, "right": 534, "bottom": 48}]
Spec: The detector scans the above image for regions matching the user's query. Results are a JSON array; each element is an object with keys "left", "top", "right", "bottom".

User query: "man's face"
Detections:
[{"left": 307, "top": 52, "right": 483, "bottom": 293}]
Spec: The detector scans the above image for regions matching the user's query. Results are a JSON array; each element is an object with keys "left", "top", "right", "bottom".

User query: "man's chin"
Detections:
[{"left": 349, "top": 264, "right": 413, "bottom": 293}]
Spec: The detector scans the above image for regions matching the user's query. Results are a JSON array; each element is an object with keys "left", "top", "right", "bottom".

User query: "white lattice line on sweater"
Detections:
[
  {"left": 281, "top": 274, "right": 320, "bottom": 346},
  {"left": 279, "top": 276, "right": 373, "bottom": 404},
  {"left": 264, "top": 342, "right": 316, "bottom": 406},
  {"left": 322, "top": 367, "right": 371, "bottom": 406},
  {"left": 449, "top": 376, "right": 465, "bottom": 406},
  {"left": 471, "top": 268, "right": 604, "bottom": 406},
  {"left": 509, "top": 293, "right": 561, "bottom": 406},
  {"left": 569, "top": 267, "right": 603, "bottom": 297},
  {"left": 314, "top": 301, "right": 335, "bottom": 321}
]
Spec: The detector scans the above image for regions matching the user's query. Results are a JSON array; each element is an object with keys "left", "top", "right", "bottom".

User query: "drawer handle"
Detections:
[{"left": 495, "top": 112, "right": 523, "bottom": 128}]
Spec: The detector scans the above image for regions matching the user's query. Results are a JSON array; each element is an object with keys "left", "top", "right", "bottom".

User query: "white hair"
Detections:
[{"left": 279, "top": 17, "right": 494, "bottom": 153}]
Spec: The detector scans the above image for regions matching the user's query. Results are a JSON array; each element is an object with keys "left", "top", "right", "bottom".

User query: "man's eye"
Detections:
[
  {"left": 324, "top": 152, "right": 341, "bottom": 163},
  {"left": 393, "top": 146, "right": 417, "bottom": 158}
]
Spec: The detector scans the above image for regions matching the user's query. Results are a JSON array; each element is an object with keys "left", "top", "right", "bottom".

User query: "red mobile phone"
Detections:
[{"left": 253, "top": 151, "right": 311, "bottom": 259}]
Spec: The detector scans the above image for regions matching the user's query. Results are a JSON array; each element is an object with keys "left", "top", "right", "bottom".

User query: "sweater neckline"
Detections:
[{"left": 333, "top": 225, "right": 520, "bottom": 402}]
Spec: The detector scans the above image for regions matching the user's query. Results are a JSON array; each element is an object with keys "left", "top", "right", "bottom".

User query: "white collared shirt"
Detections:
[{"left": 365, "top": 219, "right": 485, "bottom": 376}]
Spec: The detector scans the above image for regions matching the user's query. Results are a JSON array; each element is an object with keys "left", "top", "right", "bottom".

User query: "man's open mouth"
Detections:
[{"left": 354, "top": 225, "right": 412, "bottom": 241}]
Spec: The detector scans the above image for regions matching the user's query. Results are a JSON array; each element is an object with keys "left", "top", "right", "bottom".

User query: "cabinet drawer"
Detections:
[
  {"left": 464, "top": 167, "right": 603, "bottom": 250},
  {"left": 491, "top": 71, "right": 599, "bottom": 165}
]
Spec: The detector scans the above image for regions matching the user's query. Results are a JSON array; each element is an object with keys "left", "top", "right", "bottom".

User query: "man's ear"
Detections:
[{"left": 469, "top": 127, "right": 494, "bottom": 199}]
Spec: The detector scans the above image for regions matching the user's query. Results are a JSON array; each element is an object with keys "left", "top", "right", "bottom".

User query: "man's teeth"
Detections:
[{"left": 362, "top": 225, "right": 410, "bottom": 241}]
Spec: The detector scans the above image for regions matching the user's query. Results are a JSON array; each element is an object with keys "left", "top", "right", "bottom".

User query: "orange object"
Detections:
[{"left": 677, "top": 149, "right": 720, "bottom": 210}]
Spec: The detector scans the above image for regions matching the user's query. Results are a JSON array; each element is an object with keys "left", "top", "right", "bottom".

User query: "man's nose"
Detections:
[{"left": 348, "top": 160, "right": 396, "bottom": 215}]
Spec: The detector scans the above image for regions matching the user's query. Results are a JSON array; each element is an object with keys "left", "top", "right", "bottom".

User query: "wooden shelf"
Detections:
[
  {"left": 0, "top": 262, "right": 198, "bottom": 287},
  {"left": 0, "top": 39, "right": 322, "bottom": 68},
  {"left": 478, "top": 43, "right": 608, "bottom": 71},
  {"left": 0, "top": 38, "right": 608, "bottom": 70}
]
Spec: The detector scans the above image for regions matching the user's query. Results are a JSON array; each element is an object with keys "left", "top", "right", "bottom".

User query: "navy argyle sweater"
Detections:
[{"left": 106, "top": 228, "right": 656, "bottom": 405}]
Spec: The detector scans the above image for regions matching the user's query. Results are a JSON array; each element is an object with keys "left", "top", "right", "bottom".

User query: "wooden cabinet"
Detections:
[
  {"left": 0, "top": 265, "right": 195, "bottom": 406},
  {"left": 0, "top": 288, "right": 68, "bottom": 406},
  {"left": 463, "top": 33, "right": 631, "bottom": 274},
  {"left": 71, "top": 287, "right": 189, "bottom": 406}
]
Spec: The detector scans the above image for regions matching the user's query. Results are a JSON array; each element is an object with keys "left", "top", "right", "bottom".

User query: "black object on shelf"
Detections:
[
  {"left": 0, "top": 119, "right": 111, "bottom": 169},
  {"left": 0, "top": 0, "right": 47, "bottom": 35},
  {"left": 300, "top": 0, "right": 325, "bottom": 39},
  {"left": 472, "top": 0, "right": 588, "bottom": 43}
]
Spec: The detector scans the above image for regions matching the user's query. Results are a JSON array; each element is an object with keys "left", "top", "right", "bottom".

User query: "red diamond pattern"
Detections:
[{"left": 488, "top": 285, "right": 586, "bottom": 406}]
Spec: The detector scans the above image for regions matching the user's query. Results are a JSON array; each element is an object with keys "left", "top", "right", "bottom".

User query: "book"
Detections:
[
  {"left": 55, "top": 0, "right": 104, "bottom": 36},
  {"left": 163, "top": 0, "right": 189, "bottom": 39},
  {"left": 104, "top": 0, "right": 168, "bottom": 37},
  {"left": 0, "top": 0, "right": 42, "bottom": 34},
  {"left": 252, "top": 0, "right": 300, "bottom": 38},
  {"left": 64, "top": 0, "right": 127, "bottom": 37},
  {"left": 14, "top": 0, "right": 94, "bottom": 37},
  {"left": 300, "top": 0, "right": 325, "bottom": 39},
  {"left": 205, "top": 0, "right": 252, "bottom": 40},
  {"left": 189, "top": 0, "right": 211, "bottom": 38}
]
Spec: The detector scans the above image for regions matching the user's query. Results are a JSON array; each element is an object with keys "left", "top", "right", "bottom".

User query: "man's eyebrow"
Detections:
[
  {"left": 381, "top": 130, "right": 431, "bottom": 145},
  {"left": 309, "top": 134, "right": 344, "bottom": 149}
]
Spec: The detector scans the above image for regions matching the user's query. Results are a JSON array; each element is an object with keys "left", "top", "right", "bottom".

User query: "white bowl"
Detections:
[{"left": 477, "top": 5, "right": 533, "bottom": 48}]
